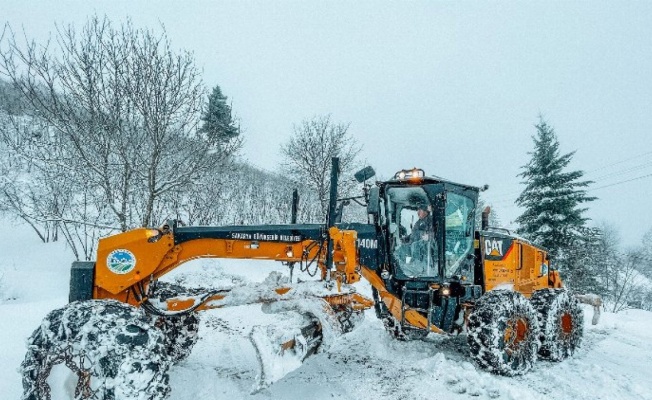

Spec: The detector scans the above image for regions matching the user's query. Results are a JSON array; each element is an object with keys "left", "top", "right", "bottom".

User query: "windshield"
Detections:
[
  {"left": 385, "top": 184, "right": 477, "bottom": 281},
  {"left": 386, "top": 186, "right": 439, "bottom": 279},
  {"left": 444, "top": 192, "right": 475, "bottom": 278}
]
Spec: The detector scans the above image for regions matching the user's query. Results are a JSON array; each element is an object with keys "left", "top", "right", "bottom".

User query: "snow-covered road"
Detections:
[
  {"left": 1, "top": 222, "right": 650, "bottom": 400},
  {"left": 163, "top": 302, "right": 650, "bottom": 400}
]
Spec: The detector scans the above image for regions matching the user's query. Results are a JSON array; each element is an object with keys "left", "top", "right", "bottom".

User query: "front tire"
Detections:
[
  {"left": 530, "top": 288, "right": 584, "bottom": 361},
  {"left": 148, "top": 281, "right": 203, "bottom": 363},
  {"left": 467, "top": 290, "right": 540, "bottom": 376},
  {"left": 21, "top": 300, "right": 171, "bottom": 400},
  {"left": 151, "top": 313, "right": 200, "bottom": 363}
]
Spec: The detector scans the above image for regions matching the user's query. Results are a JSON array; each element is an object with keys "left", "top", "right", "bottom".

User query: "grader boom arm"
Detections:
[{"left": 87, "top": 221, "right": 361, "bottom": 306}]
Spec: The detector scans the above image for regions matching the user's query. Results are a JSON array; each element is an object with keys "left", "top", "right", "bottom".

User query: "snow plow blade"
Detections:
[
  {"left": 249, "top": 316, "right": 322, "bottom": 391},
  {"left": 248, "top": 298, "right": 352, "bottom": 391},
  {"left": 575, "top": 293, "right": 603, "bottom": 325}
]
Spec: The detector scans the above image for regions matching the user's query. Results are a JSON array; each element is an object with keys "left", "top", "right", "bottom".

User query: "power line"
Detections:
[
  {"left": 489, "top": 175, "right": 652, "bottom": 205},
  {"left": 588, "top": 160, "right": 652, "bottom": 181},
  {"left": 486, "top": 162, "right": 652, "bottom": 204},
  {"left": 489, "top": 151, "right": 652, "bottom": 199},
  {"left": 589, "top": 173, "right": 652, "bottom": 191},
  {"left": 586, "top": 150, "right": 652, "bottom": 174}
]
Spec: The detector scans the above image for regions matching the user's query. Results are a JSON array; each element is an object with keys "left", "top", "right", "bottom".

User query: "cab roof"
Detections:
[{"left": 384, "top": 170, "right": 481, "bottom": 192}]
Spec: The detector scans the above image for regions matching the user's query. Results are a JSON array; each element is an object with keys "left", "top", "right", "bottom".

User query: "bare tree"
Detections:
[
  {"left": 639, "top": 228, "right": 652, "bottom": 275},
  {"left": 0, "top": 115, "right": 73, "bottom": 241},
  {"left": 608, "top": 249, "right": 650, "bottom": 313},
  {"left": 281, "top": 115, "right": 361, "bottom": 221},
  {"left": 169, "top": 162, "right": 315, "bottom": 227},
  {"left": 567, "top": 223, "right": 652, "bottom": 313},
  {"left": 0, "top": 112, "right": 118, "bottom": 259},
  {"left": 0, "top": 16, "right": 216, "bottom": 232},
  {"left": 475, "top": 197, "right": 501, "bottom": 230}
]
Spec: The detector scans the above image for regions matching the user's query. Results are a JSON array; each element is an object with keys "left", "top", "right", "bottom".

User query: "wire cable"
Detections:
[{"left": 588, "top": 173, "right": 652, "bottom": 191}]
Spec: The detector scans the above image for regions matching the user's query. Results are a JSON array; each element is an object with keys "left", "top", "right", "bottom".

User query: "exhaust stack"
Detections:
[{"left": 481, "top": 206, "right": 491, "bottom": 231}]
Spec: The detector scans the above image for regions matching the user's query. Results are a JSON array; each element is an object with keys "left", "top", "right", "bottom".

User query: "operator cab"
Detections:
[{"left": 381, "top": 168, "right": 478, "bottom": 283}]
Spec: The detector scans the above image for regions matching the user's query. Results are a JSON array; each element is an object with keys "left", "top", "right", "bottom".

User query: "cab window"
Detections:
[
  {"left": 385, "top": 186, "right": 438, "bottom": 279},
  {"left": 444, "top": 192, "right": 475, "bottom": 278}
]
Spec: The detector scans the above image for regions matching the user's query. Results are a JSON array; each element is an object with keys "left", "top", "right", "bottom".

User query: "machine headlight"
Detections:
[{"left": 394, "top": 168, "right": 425, "bottom": 181}]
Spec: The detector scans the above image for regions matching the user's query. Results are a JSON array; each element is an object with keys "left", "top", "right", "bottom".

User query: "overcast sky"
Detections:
[{"left": 3, "top": 1, "right": 652, "bottom": 246}]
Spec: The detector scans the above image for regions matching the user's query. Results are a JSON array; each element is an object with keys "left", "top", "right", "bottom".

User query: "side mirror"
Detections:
[
  {"left": 354, "top": 166, "right": 376, "bottom": 183},
  {"left": 367, "top": 187, "right": 380, "bottom": 216}
]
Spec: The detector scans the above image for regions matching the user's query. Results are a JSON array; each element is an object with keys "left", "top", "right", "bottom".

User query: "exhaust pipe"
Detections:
[{"left": 481, "top": 206, "right": 491, "bottom": 231}]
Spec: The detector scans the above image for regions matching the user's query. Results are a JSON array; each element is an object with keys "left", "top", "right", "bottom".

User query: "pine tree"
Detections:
[
  {"left": 515, "top": 118, "right": 596, "bottom": 260},
  {"left": 200, "top": 85, "right": 240, "bottom": 142}
]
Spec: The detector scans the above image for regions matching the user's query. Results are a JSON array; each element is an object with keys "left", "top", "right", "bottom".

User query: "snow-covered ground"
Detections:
[{"left": 1, "top": 219, "right": 651, "bottom": 400}]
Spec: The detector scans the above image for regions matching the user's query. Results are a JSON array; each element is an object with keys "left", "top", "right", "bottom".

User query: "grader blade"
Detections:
[
  {"left": 249, "top": 313, "right": 322, "bottom": 391},
  {"left": 248, "top": 297, "right": 359, "bottom": 391},
  {"left": 575, "top": 293, "right": 603, "bottom": 325}
]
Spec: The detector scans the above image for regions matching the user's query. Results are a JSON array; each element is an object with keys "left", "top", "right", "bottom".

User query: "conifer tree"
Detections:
[
  {"left": 200, "top": 85, "right": 240, "bottom": 143},
  {"left": 515, "top": 118, "right": 596, "bottom": 260}
]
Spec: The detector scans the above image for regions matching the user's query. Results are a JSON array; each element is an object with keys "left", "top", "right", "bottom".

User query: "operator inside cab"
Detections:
[
  {"left": 409, "top": 204, "right": 434, "bottom": 262},
  {"left": 392, "top": 197, "right": 438, "bottom": 278}
]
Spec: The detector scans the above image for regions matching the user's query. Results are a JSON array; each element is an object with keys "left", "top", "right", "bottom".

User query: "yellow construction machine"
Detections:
[{"left": 21, "top": 158, "right": 584, "bottom": 399}]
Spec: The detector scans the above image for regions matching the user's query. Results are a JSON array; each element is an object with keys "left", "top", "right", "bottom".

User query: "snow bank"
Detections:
[{"left": 1, "top": 217, "right": 652, "bottom": 400}]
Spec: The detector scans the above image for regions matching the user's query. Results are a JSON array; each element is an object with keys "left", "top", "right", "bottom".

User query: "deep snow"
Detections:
[{"left": 1, "top": 220, "right": 651, "bottom": 400}]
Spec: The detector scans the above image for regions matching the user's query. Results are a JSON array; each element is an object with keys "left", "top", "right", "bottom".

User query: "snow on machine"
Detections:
[{"left": 21, "top": 158, "right": 585, "bottom": 399}]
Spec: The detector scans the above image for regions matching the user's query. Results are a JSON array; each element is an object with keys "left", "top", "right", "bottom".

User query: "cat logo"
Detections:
[{"left": 485, "top": 239, "right": 504, "bottom": 257}]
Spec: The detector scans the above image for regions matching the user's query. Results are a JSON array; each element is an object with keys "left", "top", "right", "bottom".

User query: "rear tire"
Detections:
[
  {"left": 530, "top": 288, "right": 584, "bottom": 361},
  {"left": 21, "top": 300, "right": 171, "bottom": 400},
  {"left": 467, "top": 290, "right": 540, "bottom": 376}
]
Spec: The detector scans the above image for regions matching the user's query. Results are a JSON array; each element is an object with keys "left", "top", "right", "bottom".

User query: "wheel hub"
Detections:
[
  {"left": 560, "top": 312, "right": 573, "bottom": 337},
  {"left": 504, "top": 317, "right": 528, "bottom": 355}
]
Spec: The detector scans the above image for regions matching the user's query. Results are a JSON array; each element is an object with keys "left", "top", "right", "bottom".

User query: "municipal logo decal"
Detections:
[{"left": 107, "top": 249, "right": 137, "bottom": 274}]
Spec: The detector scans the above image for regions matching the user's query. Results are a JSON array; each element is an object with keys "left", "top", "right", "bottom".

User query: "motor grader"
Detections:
[{"left": 21, "top": 158, "right": 584, "bottom": 399}]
